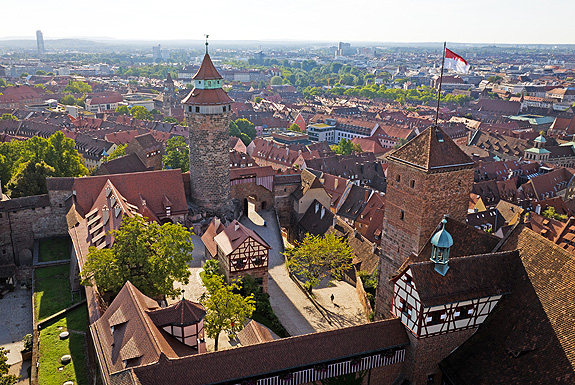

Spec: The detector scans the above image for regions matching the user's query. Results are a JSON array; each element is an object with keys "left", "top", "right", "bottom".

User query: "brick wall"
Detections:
[{"left": 188, "top": 112, "right": 232, "bottom": 214}]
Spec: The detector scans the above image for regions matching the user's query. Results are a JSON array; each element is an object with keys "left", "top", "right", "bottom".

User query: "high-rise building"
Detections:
[
  {"left": 152, "top": 44, "right": 162, "bottom": 61},
  {"left": 36, "top": 30, "right": 45, "bottom": 55},
  {"left": 182, "top": 43, "right": 235, "bottom": 216}
]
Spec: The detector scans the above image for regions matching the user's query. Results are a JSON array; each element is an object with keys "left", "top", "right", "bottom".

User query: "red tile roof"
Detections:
[
  {"left": 181, "top": 88, "right": 233, "bottom": 106},
  {"left": 47, "top": 169, "right": 187, "bottom": 219},
  {"left": 193, "top": 54, "right": 223, "bottom": 80},
  {"left": 386, "top": 125, "right": 475, "bottom": 172},
  {"left": 130, "top": 318, "right": 408, "bottom": 385}
]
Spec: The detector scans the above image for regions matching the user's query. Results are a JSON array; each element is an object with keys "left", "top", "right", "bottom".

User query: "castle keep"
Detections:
[{"left": 182, "top": 44, "right": 234, "bottom": 216}]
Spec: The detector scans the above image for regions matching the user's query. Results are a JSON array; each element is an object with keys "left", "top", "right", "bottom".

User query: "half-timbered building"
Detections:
[{"left": 202, "top": 218, "right": 271, "bottom": 292}]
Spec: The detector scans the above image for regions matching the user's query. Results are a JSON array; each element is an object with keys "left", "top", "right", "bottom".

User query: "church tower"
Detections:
[
  {"left": 182, "top": 41, "right": 234, "bottom": 215},
  {"left": 376, "top": 126, "right": 475, "bottom": 318}
]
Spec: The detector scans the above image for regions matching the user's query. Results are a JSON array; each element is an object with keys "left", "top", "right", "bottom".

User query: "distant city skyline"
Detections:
[{"left": 2, "top": 0, "right": 575, "bottom": 45}]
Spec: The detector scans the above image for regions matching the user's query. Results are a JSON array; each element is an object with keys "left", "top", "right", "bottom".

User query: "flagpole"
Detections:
[{"left": 434, "top": 41, "right": 446, "bottom": 126}]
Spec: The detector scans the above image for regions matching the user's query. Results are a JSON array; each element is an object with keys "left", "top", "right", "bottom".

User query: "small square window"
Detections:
[
  {"left": 410, "top": 180, "right": 415, "bottom": 188},
  {"left": 400, "top": 210, "right": 405, "bottom": 221},
  {"left": 195, "top": 107, "right": 200, "bottom": 113},
  {"left": 396, "top": 175, "right": 401, "bottom": 183}
]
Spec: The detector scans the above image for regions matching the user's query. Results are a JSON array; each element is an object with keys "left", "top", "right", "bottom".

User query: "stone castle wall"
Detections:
[
  {"left": 403, "top": 327, "right": 476, "bottom": 385},
  {"left": 376, "top": 161, "right": 474, "bottom": 319},
  {"left": 187, "top": 112, "right": 232, "bottom": 215}
]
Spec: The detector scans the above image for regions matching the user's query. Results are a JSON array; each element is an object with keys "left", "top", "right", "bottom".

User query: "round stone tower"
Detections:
[{"left": 182, "top": 43, "right": 234, "bottom": 215}]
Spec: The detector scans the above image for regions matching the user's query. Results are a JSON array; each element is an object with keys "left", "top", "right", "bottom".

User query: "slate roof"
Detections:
[
  {"left": 442, "top": 227, "right": 575, "bottom": 384},
  {"left": 386, "top": 125, "right": 475, "bottom": 172}
]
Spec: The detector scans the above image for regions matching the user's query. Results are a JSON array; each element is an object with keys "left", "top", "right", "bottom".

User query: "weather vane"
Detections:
[{"left": 205, "top": 34, "right": 209, "bottom": 54}]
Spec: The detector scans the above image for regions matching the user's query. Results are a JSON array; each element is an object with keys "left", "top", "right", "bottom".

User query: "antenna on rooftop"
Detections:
[{"left": 204, "top": 34, "right": 209, "bottom": 55}]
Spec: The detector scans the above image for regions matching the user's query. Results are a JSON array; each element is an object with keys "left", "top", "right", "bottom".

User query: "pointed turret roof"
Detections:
[
  {"left": 181, "top": 53, "right": 233, "bottom": 106},
  {"left": 193, "top": 54, "right": 223, "bottom": 80},
  {"left": 386, "top": 125, "right": 474, "bottom": 172}
]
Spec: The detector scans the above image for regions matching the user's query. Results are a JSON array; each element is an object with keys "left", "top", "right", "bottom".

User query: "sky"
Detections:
[{"left": 2, "top": 0, "right": 574, "bottom": 45}]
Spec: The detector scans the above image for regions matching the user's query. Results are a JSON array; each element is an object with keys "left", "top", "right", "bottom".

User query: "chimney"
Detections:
[
  {"left": 334, "top": 178, "right": 339, "bottom": 190},
  {"left": 214, "top": 217, "right": 221, "bottom": 230},
  {"left": 235, "top": 222, "right": 240, "bottom": 232},
  {"left": 535, "top": 204, "right": 541, "bottom": 214}
]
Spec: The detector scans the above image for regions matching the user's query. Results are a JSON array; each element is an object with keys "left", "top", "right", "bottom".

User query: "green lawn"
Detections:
[
  {"left": 38, "top": 238, "right": 70, "bottom": 263},
  {"left": 38, "top": 305, "right": 89, "bottom": 385},
  {"left": 34, "top": 264, "right": 75, "bottom": 322}
]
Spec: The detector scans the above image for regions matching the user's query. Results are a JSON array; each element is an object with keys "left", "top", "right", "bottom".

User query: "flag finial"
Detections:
[{"left": 204, "top": 34, "right": 209, "bottom": 55}]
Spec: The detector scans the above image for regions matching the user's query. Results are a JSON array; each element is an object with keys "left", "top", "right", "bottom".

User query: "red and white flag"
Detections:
[{"left": 444, "top": 48, "right": 470, "bottom": 73}]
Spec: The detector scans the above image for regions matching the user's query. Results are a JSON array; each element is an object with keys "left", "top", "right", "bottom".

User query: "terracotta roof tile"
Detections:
[
  {"left": 442, "top": 227, "right": 575, "bottom": 384},
  {"left": 192, "top": 54, "right": 223, "bottom": 80},
  {"left": 131, "top": 318, "right": 408, "bottom": 385},
  {"left": 386, "top": 125, "right": 474, "bottom": 172}
]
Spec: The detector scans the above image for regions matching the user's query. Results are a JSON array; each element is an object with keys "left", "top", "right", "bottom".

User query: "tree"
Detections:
[
  {"left": 235, "top": 118, "right": 256, "bottom": 140},
  {"left": 163, "top": 117, "right": 178, "bottom": 124},
  {"left": 6, "top": 160, "right": 54, "bottom": 198},
  {"left": 270, "top": 76, "right": 283, "bottom": 85},
  {"left": 285, "top": 233, "right": 353, "bottom": 294},
  {"left": 60, "top": 94, "right": 76, "bottom": 106},
  {"left": 200, "top": 274, "right": 255, "bottom": 351},
  {"left": 229, "top": 120, "right": 241, "bottom": 138},
  {"left": 46, "top": 131, "right": 89, "bottom": 177},
  {"left": 129, "top": 105, "right": 152, "bottom": 120},
  {"left": 0, "top": 131, "right": 87, "bottom": 197},
  {"left": 254, "top": 96, "right": 263, "bottom": 103},
  {"left": 105, "top": 144, "right": 126, "bottom": 161},
  {"left": 288, "top": 123, "right": 301, "bottom": 132},
  {"left": 488, "top": 75, "right": 502, "bottom": 84},
  {"left": 81, "top": 215, "right": 194, "bottom": 298},
  {"left": 115, "top": 105, "right": 130, "bottom": 115},
  {"left": 202, "top": 259, "right": 220, "bottom": 277},
  {"left": 163, "top": 136, "right": 189, "bottom": 172},
  {"left": 35, "top": 70, "right": 47, "bottom": 75},
  {"left": 0, "top": 79, "right": 6, "bottom": 87},
  {"left": 331, "top": 139, "right": 362, "bottom": 155},
  {"left": 0, "top": 347, "right": 19, "bottom": 385},
  {"left": 64, "top": 80, "right": 92, "bottom": 94},
  {"left": 1, "top": 114, "right": 17, "bottom": 121},
  {"left": 542, "top": 206, "right": 568, "bottom": 221},
  {"left": 20, "top": 73, "right": 29, "bottom": 78},
  {"left": 393, "top": 138, "right": 409, "bottom": 149}
]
